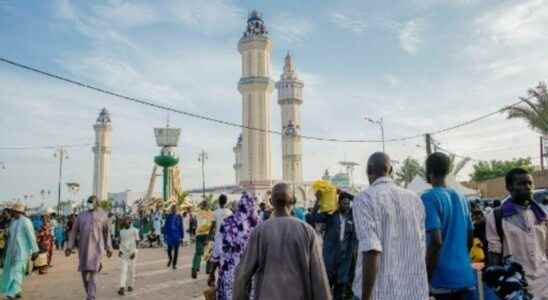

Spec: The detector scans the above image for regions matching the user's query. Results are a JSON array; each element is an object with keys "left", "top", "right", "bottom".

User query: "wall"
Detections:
[{"left": 466, "top": 169, "right": 548, "bottom": 198}]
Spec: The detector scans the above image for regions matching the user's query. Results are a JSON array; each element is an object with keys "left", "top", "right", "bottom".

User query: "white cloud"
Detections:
[
  {"left": 330, "top": 12, "right": 368, "bottom": 34},
  {"left": 384, "top": 74, "right": 400, "bottom": 87},
  {"left": 168, "top": 0, "right": 244, "bottom": 33},
  {"left": 93, "top": 1, "right": 160, "bottom": 28},
  {"left": 270, "top": 13, "right": 313, "bottom": 43},
  {"left": 476, "top": 0, "right": 548, "bottom": 46},
  {"left": 399, "top": 19, "right": 423, "bottom": 55},
  {"left": 464, "top": 0, "right": 548, "bottom": 80}
]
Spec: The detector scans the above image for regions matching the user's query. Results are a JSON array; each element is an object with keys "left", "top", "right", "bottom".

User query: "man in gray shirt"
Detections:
[{"left": 233, "top": 183, "right": 331, "bottom": 300}]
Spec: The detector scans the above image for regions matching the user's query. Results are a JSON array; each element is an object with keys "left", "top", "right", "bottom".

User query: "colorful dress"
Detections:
[
  {"left": 37, "top": 223, "right": 54, "bottom": 265},
  {"left": 211, "top": 193, "right": 261, "bottom": 300}
]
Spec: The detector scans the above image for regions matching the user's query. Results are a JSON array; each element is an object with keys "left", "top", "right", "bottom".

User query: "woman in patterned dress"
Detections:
[
  {"left": 208, "top": 193, "right": 261, "bottom": 300},
  {"left": 36, "top": 215, "right": 54, "bottom": 274}
]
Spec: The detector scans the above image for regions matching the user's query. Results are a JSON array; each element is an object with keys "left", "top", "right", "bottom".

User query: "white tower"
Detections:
[
  {"left": 238, "top": 10, "right": 274, "bottom": 197},
  {"left": 276, "top": 53, "right": 304, "bottom": 185},
  {"left": 233, "top": 134, "right": 243, "bottom": 186},
  {"left": 92, "top": 108, "right": 112, "bottom": 201}
]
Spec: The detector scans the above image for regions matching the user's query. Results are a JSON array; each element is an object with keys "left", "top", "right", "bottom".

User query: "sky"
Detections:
[{"left": 1, "top": 0, "right": 547, "bottom": 206}]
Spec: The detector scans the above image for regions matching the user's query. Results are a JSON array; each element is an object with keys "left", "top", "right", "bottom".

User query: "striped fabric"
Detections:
[{"left": 352, "top": 177, "right": 429, "bottom": 300}]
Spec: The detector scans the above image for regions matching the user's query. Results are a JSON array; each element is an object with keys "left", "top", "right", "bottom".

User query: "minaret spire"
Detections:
[{"left": 276, "top": 52, "right": 304, "bottom": 191}]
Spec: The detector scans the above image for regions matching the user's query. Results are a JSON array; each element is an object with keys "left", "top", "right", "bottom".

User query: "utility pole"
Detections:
[
  {"left": 198, "top": 150, "right": 208, "bottom": 200},
  {"left": 54, "top": 147, "right": 68, "bottom": 216},
  {"left": 425, "top": 134, "right": 432, "bottom": 156},
  {"left": 365, "top": 116, "right": 385, "bottom": 152}
]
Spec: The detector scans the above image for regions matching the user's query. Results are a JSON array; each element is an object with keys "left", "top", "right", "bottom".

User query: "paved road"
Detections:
[{"left": 21, "top": 245, "right": 208, "bottom": 300}]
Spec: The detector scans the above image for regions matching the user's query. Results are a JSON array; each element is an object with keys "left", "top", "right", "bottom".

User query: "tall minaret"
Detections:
[
  {"left": 276, "top": 53, "right": 304, "bottom": 185},
  {"left": 238, "top": 10, "right": 274, "bottom": 197},
  {"left": 233, "top": 134, "right": 243, "bottom": 186},
  {"left": 92, "top": 108, "right": 112, "bottom": 201}
]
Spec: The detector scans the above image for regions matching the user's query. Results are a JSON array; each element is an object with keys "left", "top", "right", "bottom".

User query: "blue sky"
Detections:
[{"left": 1, "top": 0, "right": 547, "bottom": 205}]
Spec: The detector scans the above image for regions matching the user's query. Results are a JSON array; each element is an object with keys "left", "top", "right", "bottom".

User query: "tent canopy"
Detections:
[{"left": 407, "top": 175, "right": 479, "bottom": 197}]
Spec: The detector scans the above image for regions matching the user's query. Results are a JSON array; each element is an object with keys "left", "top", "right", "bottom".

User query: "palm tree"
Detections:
[
  {"left": 395, "top": 157, "right": 425, "bottom": 187},
  {"left": 176, "top": 191, "right": 190, "bottom": 208},
  {"left": 505, "top": 82, "right": 548, "bottom": 135},
  {"left": 204, "top": 194, "right": 216, "bottom": 210}
]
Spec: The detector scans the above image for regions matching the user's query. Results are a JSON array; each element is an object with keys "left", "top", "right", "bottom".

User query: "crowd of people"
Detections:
[{"left": 0, "top": 151, "right": 546, "bottom": 300}]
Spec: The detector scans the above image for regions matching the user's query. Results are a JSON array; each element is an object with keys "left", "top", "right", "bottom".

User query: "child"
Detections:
[{"left": 118, "top": 217, "right": 140, "bottom": 296}]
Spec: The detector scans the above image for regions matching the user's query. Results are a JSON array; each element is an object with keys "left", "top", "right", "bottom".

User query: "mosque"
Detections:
[
  {"left": 91, "top": 10, "right": 357, "bottom": 210},
  {"left": 232, "top": 10, "right": 305, "bottom": 203}
]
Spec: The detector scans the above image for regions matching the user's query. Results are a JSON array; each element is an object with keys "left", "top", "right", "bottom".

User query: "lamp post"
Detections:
[
  {"left": 364, "top": 116, "right": 385, "bottom": 152},
  {"left": 54, "top": 147, "right": 69, "bottom": 216},
  {"left": 198, "top": 150, "right": 208, "bottom": 201}
]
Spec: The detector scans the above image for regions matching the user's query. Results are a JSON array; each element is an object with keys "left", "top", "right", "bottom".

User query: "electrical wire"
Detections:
[
  {"left": 0, "top": 143, "right": 91, "bottom": 150},
  {"left": 0, "top": 57, "right": 532, "bottom": 144}
]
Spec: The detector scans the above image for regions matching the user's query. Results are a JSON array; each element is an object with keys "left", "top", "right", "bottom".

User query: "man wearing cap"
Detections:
[
  {"left": 66, "top": 195, "right": 113, "bottom": 300},
  {"left": 0, "top": 203, "right": 39, "bottom": 300}
]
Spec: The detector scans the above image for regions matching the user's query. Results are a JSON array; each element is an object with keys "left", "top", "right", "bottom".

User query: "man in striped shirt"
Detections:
[{"left": 352, "top": 152, "right": 429, "bottom": 300}]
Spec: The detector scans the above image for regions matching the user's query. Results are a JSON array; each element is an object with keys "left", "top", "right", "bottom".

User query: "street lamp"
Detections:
[
  {"left": 198, "top": 150, "right": 208, "bottom": 201},
  {"left": 54, "top": 147, "right": 69, "bottom": 216},
  {"left": 364, "top": 116, "right": 385, "bottom": 153}
]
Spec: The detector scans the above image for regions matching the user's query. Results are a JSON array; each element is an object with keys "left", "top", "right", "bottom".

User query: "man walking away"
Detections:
[
  {"left": 422, "top": 152, "right": 476, "bottom": 300},
  {"left": 118, "top": 217, "right": 139, "bottom": 296},
  {"left": 213, "top": 194, "right": 232, "bottom": 236},
  {"left": 233, "top": 183, "right": 331, "bottom": 300},
  {"left": 163, "top": 205, "right": 184, "bottom": 270},
  {"left": 191, "top": 201, "right": 214, "bottom": 279},
  {"left": 309, "top": 191, "right": 357, "bottom": 300},
  {"left": 66, "top": 196, "right": 113, "bottom": 300},
  {"left": 0, "top": 203, "right": 39, "bottom": 300},
  {"left": 352, "top": 152, "right": 428, "bottom": 300},
  {"left": 486, "top": 168, "right": 548, "bottom": 299}
]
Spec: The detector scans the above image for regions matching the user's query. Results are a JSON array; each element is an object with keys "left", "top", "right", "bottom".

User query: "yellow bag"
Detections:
[
  {"left": 470, "top": 238, "right": 485, "bottom": 263},
  {"left": 312, "top": 180, "right": 338, "bottom": 214},
  {"left": 33, "top": 253, "right": 48, "bottom": 268}
]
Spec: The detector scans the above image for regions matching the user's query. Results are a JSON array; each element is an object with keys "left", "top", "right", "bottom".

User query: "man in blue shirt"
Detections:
[
  {"left": 422, "top": 152, "right": 475, "bottom": 300},
  {"left": 162, "top": 205, "right": 184, "bottom": 270}
]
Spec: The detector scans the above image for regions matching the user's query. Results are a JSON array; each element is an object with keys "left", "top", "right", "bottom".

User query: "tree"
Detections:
[
  {"left": 176, "top": 191, "right": 190, "bottom": 208},
  {"left": 470, "top": 158, "right": 535, "bottom": 182},
  {"left": 204, "top": 194, "right": 216, "bottom": 210},
  {"left": 395, "top": 157, "right": 425, "bottom": 187},
  {"left": 505, "top": 82, "right": 548, "bottom": 135}
]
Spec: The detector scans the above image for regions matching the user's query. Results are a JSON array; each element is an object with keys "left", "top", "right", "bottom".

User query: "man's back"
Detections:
[
  {"left": 421, "top": 187, "right": 475, "bottom": 289},
  {"left": 353, "top": 177, "right": 428, "bottom": 300},
  {"left": 233, "top": 217, "right": 331, "bottom": 300}
]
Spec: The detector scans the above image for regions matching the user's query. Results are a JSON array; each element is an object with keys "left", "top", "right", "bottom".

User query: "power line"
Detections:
[
  {"left": 0, "top": 57, "right": 531, "bottom": 144},
  {"left": 0, "top": 143, "right": 91, "bottom": 151}
]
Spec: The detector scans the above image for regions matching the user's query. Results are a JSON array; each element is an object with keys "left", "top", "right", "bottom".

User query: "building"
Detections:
[
  {"left": 276, "top": 52, "right": 304, "bottom": 185},
  {"left": 237, "top": 10, "right": 274, "bottom": 200},
  {"left": 109, "top": 190, "right": 145, "bottom": 214},
  {"left": 92, "top": 108, "right": 112, "bottom": 201}
]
